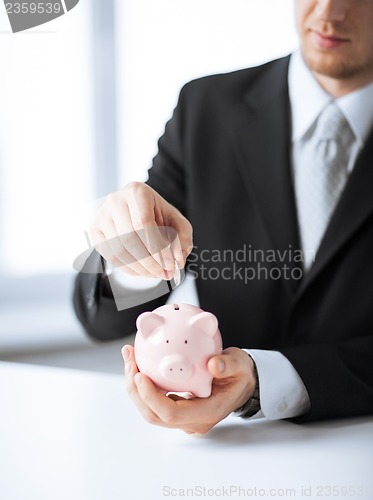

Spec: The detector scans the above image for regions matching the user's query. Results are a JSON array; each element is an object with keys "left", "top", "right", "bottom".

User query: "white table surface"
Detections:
[{"left": 1, "top": 361, "right": 372, "bottom": 500}]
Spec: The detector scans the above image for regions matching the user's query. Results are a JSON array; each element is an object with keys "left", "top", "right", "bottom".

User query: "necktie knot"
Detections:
[{"left": 314, "top": 102, "right": 352, "bottom": 143}]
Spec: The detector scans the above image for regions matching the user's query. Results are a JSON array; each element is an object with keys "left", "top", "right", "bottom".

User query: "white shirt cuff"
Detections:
[{"left": 242, "top": 349, "right": 311, "bottom": 420}]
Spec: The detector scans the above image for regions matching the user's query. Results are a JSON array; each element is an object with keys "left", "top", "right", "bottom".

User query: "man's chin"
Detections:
[{"left": 302, "top": 49, "right": 358, "bottom": 80}]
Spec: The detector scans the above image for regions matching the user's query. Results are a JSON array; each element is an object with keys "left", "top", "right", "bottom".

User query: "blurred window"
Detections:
[
  {"left": 116, "top": 0, "right": 298, "bottom": 186},
  {"left": 0, "top": 1, "right": 118, "bottom": 341}
]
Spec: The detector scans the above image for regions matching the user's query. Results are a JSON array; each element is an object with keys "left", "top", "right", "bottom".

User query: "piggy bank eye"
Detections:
[
  {"left": 166, "top": 340, "right": 169, "bottom": 343},
  {"left": 184, "top": 340, "right": 188, "bottom": 344}
]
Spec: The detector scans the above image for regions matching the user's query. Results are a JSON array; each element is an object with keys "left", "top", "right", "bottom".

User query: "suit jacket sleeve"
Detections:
[{"left": 279, "top": 335, "right": 373, "bottom": 422}]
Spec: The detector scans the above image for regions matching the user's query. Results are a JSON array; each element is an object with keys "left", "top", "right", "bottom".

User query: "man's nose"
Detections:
[{"left": 314, "top": 0, "right": 348, "bottom": 22}]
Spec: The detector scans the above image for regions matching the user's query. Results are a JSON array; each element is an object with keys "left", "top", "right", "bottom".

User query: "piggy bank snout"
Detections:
[{"left": 160, "top": 355, "right": 194, "bottom": 382}]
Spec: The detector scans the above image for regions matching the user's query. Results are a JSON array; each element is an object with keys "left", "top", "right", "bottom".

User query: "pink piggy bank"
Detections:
[{"left": 134, "top": 303, "right": 223, "bottom": 398}]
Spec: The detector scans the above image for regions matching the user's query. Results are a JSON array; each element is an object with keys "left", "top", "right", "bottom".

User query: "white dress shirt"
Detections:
[{"left": 108, "top": 50, "right": 373, "bottom": 420}]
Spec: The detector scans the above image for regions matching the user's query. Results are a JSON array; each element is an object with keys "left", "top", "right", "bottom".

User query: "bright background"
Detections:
[{"left": 0, "top": 0, "right": 297, "bottom": 368}]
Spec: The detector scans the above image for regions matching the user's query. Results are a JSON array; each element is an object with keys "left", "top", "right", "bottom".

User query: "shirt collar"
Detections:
[
  {"left": 288, "top": 49, "right": 373, "bottom": 146},
  {"left": 337, "top": 83, "right": 373, "bottom": 147}
]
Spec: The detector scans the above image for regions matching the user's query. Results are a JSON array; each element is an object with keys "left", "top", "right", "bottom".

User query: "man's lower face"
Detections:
[{"left": 295, "top": 0, "right": 373, "bottom": 81}]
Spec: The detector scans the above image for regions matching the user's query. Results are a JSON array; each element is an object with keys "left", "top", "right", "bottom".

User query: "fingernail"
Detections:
[
  {"left": 173, "top": 259, "right": 181, "bottom": 286},
  {"left": 134, "top": 373, "right": 143, "bottom": 386},
  {"left": 122, "top": 347, "right": 130, "bottom": 362},
  {"left": 163, "top": 257, "right": 174, "bottom": 271},
  {"left": 217, "top": 360, "right": 225, "bottom": 373},
  {"left": 181, "top": 250, "right": 188, "bottom": 265}
]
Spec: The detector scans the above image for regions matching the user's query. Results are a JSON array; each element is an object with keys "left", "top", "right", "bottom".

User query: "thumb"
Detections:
[
  {"left": 207, "top": 348, "right": 251, "bottom": 380},
  {"left": 170, "top": 210, "right": 193, "bottom": 267}
]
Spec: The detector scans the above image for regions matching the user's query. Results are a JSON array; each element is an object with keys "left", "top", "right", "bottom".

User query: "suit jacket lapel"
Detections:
[
  {"left": 230, "top": 56, "right": 373, "bottom": 300},
  {"left": 230, "top": 56, "right": 302, "bottom": 296},
  {"left": 296, "top": 129, "right": 373, "bottom": 297}
]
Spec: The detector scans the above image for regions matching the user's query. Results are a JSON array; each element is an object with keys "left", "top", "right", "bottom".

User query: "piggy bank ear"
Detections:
[
  {"left": 190, "top": 312, "right": 218, "bottom": 337},
  {"left": 136, "top": 312, "right": 165, "bottom": 339}
]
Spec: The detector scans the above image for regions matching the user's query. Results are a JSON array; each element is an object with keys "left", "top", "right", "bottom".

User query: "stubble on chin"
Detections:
[
  {"left": 302, "top": 50, "right": 354, "bottom": 79},
  {"left": 301, "top": 37, "right": 373, "bottom": 81}
]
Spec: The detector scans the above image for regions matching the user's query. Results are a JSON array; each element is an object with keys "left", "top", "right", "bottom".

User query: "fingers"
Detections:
[
  {"left": 133, "top": 372, "right": 217, "bottom": 434},
  {"left": 126, "top": 186, "right": 182, "bottom": 273},
  {"left": 122, "top": 345, "right": 165, "bottom": 426},
  {"left": 90, "top": 182, "right": 193, "bottom": 279},
  {"left": 122, "top": 344, "right": 215, "bottom": 433},
  {"left": 167, "top": 211, "right": 193, "bottom": 267},
  {"left": 111, "top": 203, "right": 170, "bottom": 278},
  {"left": 126, "top": 185, "right": 175, "bottom": 266},
  {"left": 122, "top": 344, "right": 179, "bottom": 427},
  {"left": 93, "top": 192, "right": 167, "bottom": 278},
  {"left": 97, "top": 217, "right": 158, "bottom": 278},
  {"left": 122, "top": 344, "right": 255, "bottom": 434},
  {"left": 114, "top": 187, "right": 172, "bottom": 271}
]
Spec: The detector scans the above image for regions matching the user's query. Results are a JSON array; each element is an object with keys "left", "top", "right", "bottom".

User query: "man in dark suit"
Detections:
[{"left": 74, "top": 0, "right": 373, "bottom": 434}]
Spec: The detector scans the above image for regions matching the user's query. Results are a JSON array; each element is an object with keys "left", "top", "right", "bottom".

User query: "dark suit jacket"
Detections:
[{"left": 73, "top": 56, "right": 373, "bottom": 422}]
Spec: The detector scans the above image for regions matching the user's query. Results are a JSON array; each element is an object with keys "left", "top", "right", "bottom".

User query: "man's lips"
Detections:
[{"left": 311, "top": 30, "right": 350, "bottom": 49}]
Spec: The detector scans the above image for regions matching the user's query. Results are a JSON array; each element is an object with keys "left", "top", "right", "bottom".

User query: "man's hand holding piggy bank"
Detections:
[{"left": 122, "top": 304, "right": 257, "bottom": 434}]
